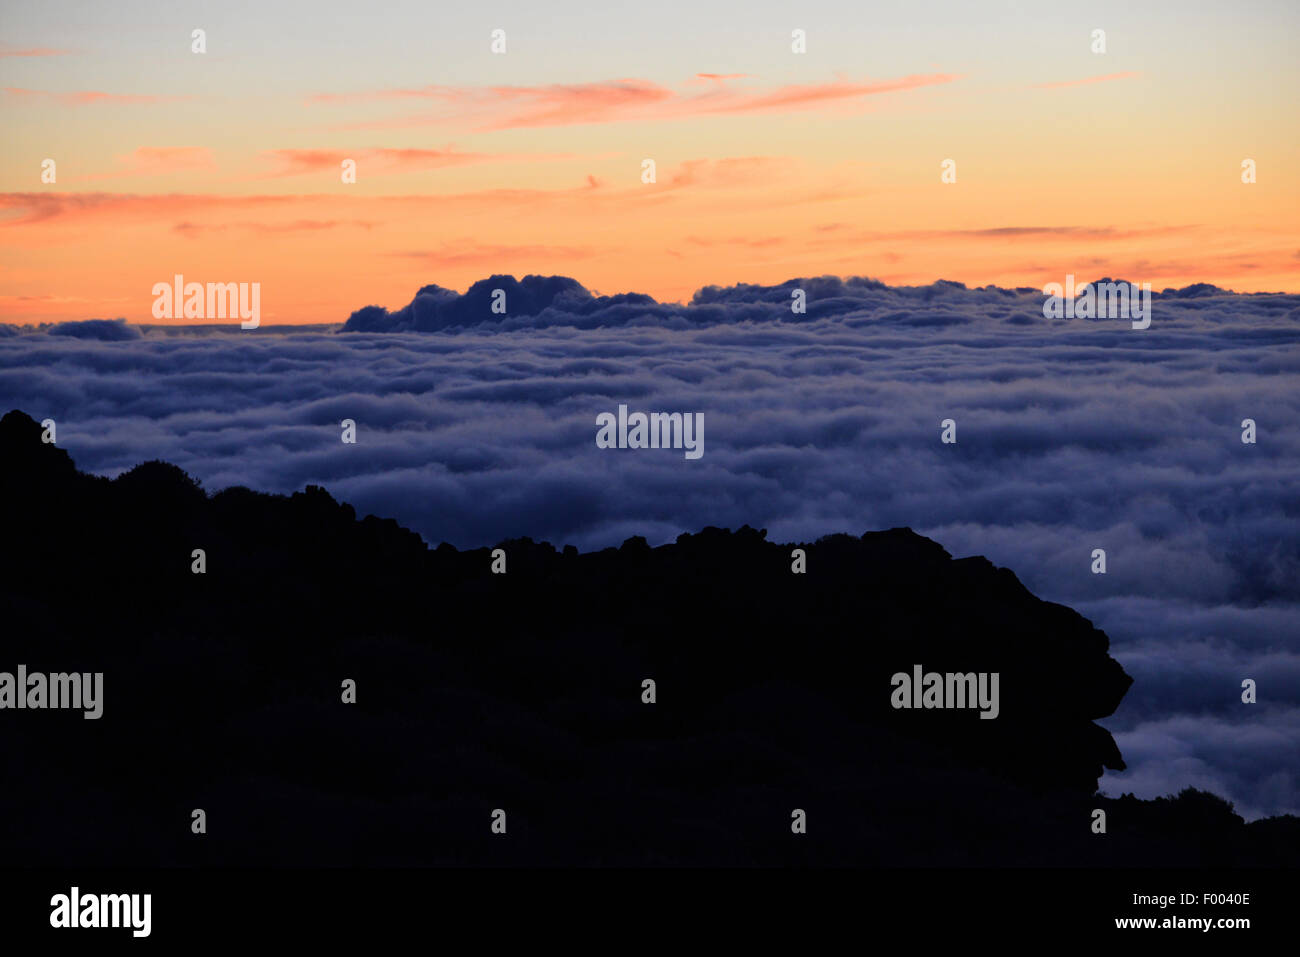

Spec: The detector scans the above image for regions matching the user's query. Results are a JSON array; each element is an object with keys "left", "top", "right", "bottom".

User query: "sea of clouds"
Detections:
[{"left": 3, "top": 275, "right": 1298, "bottom": 818}]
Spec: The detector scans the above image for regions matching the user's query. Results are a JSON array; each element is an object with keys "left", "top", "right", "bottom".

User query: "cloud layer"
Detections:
[{"left": 2, "top": 276, "right": 1297, "bottom": 818}]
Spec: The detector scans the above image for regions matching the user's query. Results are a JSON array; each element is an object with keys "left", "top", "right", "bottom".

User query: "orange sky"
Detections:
[{"left": 2, "top": 3, "right": 1297, "bottom": 324}]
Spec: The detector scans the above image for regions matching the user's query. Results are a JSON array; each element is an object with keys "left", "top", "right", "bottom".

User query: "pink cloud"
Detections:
[
  {"left": 0, "top": 192, "right": 302, "bottom": 228},
  {"left": 174, "top": 219, "right": 376, "bottom": 237},
  {"left": 0, "top": 48, "right": 73, "bottom": 58},
  {"left": 685, "top": 235, "right": 786, "bottom": 248},
  {"left": 257, "top": 146, "right": 568, "bottom": 178},
  {"left": 803, "top": 224, "right": 1200, "bottom": 248},
  {"left": 1033, "top": 71, "right": 1141, "bottom": 89},
  {"left": 389, "top": 242, "right": 595, "bottom": 267},
  {"left": 693, "top": 74, "right": 963, "bottom": 114},
  {"left": 309, "top": 73, "right": 963, "bottom": 131},
  {"left": 79, "top": 147, "right": 215, "bottom": 182},
  {"left": 667, "top": 157, "right": 792, "bottom": 188},
  {"left": 691, "top": 73, "right": 752, "bottom": 84},
  {"left": 0, "top": 159, "right": 834, "bottom": 231},
  {"left": 4, "top": 87, "right": 182, "bottom": 105}
]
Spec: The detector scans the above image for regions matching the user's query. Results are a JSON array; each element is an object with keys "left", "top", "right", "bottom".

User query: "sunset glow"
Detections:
[{"left": 2, "top": 0, "right": 1296, "bottom": 323}]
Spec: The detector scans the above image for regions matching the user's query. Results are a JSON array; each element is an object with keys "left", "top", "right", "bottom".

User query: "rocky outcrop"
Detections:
[{"left": 0, "top": 408, "right": 1292, "bottom": 866}]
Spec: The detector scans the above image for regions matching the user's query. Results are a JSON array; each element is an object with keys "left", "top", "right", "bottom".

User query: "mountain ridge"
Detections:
[{"left": 1, "top": 407, "right": 1295, "bottom": 866}]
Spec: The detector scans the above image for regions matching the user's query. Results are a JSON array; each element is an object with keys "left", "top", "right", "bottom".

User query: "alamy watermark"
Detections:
[
  {"left": 890, "top": 664, "right": 1000, "bottom": 719},
  {"left": 0, "top": 665, "right": 103, "bottom": 718},
  {"left": 50, "top": 887, "right": 150, "bottom": 937},
  {"left": 596, "top": 404, "right": 704, "bottom": 459},
  {"left": 152, "top": 274, "right": 260, "bottom": 328},
  {"left": 1042, "top": 274, "right": 1151, "bottom": 329}
]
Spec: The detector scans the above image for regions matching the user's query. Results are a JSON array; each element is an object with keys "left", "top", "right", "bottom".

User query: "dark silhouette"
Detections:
[{"left": 0, "top": 408, "right": 1294, "bottom": 866}]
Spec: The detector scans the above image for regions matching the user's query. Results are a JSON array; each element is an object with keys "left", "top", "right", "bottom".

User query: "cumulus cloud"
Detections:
[
  {"left": 44, "top": 317, "right": 141, "bottom": 340},
  {"left": 1, "top": 275, "right": 1297, "bottom": 817},
  {"left": 340, "top": 272, "right": 1300, "bottom": 335}
]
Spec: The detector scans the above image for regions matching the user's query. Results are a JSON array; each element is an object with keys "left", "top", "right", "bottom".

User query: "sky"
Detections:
[{"left": 2, "top": 0, "right": 1298, "bottom": 324}]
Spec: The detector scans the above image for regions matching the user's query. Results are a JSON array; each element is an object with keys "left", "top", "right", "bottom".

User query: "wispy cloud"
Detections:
[
  {"left": 256, "top": 146, "right": 571, "bottom": 178},
  {"left": 0, "top": 192, "right": 302, "bottom": 227},
  {"left": 805, "top": 224, "right": 1201, "bottom": 246},
  {"left": 0, "top": 47, "right": 74, "bottom": 58},
  {"left": 1033, "top": 71, "right": 1141, "bottom": 89},
  {"left": 173, "top": 219, "right": 377, "bottom": 238},
  {"left": 685, "top": 235, "right": 786, "bottom": 249},
  {"left": 310, "top": 73, "right": 963, "bottom": 131},
  {"left": 4, "top": 87, "right": 182, "bottom": 105},
  {"left": 77, "top": 147, "right": 215, "bottom": 182},
  {"left": 0, "top": 158, "right": 800, "bottom": 227},
  {"left": 690, "top": 73, "right": 752, "bottom": 84},
  {"left": 389, "top": 242, "right": 595, "bottom": 266}
]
